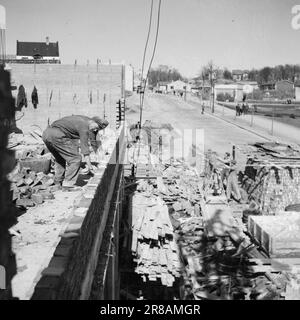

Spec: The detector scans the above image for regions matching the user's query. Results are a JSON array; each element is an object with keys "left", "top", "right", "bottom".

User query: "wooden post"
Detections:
[
  {"left": 251, "top": 106, "right": 254, "bottom": 127},
  {"left": 159, "top": 136, "right": 162, "bottom": 163},
  {"left": 232, "top": 145, "right": 236, "bottom": 161},
  {"left": 103, "top": 93, "right": 106, "bottom": 119},
  {"left": 211, "top": 83, "right": 215, "bottom": 113},
  {"left": 271, "top": 106, "right": 274, "bottom": 135}
]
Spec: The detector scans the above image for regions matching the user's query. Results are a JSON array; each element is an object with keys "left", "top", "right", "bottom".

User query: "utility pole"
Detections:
[{"left": 206, "top": 61, "right": 217, "bottom": 113}]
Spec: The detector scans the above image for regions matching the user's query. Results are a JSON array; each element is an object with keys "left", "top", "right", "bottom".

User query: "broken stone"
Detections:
[
  {"left": 31, "top": 194, "right": 44, "bottom": 205},
  {"left": 16, "top": 198, "right": 35, "bottom": 207}
]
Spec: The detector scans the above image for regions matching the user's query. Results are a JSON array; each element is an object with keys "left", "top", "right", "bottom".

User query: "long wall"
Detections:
[
  {"left": 9, "top": 64, "right": 124, "bottom": 133},
  {"left": 31, "top": 125, "right": 126, "bottom": 300}
]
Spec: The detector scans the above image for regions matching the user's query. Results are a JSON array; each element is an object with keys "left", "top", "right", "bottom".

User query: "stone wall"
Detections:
[
  {"left": 31, "top": 126, "right": 126, "bottom": 300},
  {"left": 0, "top": 70, "right": 17, "bottom": 300}
]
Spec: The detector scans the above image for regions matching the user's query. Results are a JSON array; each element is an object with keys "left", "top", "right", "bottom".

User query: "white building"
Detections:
[
  {"left": 295, "top": 81, "right": 300, "bottom": 101},
  {"left": 214, "top": 83, "right": 244, "bottom": 102},
  {"left": 239, "top": 81, "right": 259, "bottom": 94},
  {"left": 124, "top": 65, "right": 134, "bottom": 93},
  {"left": 167, "top": 80, "right": 191, "bottom": 93}
]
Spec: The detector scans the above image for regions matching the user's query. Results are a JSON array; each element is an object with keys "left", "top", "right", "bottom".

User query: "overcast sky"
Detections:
[{"left": 1, "top": 0, "right": 300, "bottom": 77}]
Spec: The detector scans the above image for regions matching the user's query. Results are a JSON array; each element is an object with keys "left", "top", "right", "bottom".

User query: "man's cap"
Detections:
[{"left": 91, "top": 117, "right": 109, "bottom": 129}]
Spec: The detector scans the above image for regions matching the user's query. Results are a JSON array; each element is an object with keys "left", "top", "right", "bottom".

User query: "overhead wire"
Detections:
[
  {"left": 135, "top": 0, "right": 162, "bottom": 169},
  {"left": 139, "top": 0, "right": 154, "bottom": 113},
  {"left": 132, "top": 0, "right": 162, "bottom": 172},
  {"left": 139, "top": 0, "right": 162, "bottom": 127}
]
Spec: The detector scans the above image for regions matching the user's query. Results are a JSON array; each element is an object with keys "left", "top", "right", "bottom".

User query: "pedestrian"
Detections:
[
  {"left": 236, "top": 103, "right": 241, "bottom": 116},
  {"left": 16, "top": 85, "right": 27, "bottom": 110},
  {"left": 31, "top": 86, "right": 39, "bottom": 109},
  {"left": 42, "top": 115, "right": 109, "bottom": 190},
  {"left": 201, "top": 103, "right": 205, "bottom": 114}
]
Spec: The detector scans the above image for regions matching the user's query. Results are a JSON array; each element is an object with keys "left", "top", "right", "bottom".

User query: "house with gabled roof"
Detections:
[{"left": 16, "top": 37, "right": 60, "bottom": 63}]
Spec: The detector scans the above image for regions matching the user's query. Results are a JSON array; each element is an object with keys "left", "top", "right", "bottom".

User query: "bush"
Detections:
[{"left": 251, "top": 89, "right": 264, "bottom": 100}]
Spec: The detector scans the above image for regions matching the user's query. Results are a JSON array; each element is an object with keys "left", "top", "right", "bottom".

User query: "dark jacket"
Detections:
[
  {"left": 31, "top": 86, "right": 39, "bottom": 106},
  {"left": 17, "top": 85, "right": 27, "bottom": 109},
  {"left": 50, "top": 115, "right": 98, "bottom": 155}
]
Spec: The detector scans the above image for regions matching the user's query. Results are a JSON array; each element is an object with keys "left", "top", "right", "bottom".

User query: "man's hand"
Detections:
[{"left": 84, "top": 155, "right": 94, "bottom": 172}]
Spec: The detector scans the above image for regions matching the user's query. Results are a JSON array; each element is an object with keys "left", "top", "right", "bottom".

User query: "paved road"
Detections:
[
  {"left": 127, "top": 93, "right": 266, "bottom": 156},
  {"left": 188, "top": 96, "right": 300, "bottom": 146}
]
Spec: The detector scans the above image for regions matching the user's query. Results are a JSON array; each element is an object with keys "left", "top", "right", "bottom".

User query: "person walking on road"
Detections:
[
  {"left": 201, "top": 102, "right": 205, "bottom": 114},
  {"left": 42, "top": 115, "right": 108, "bottom": 190},
  {"left": 236, "top": 103, "right": 241, "bottom": 116}
]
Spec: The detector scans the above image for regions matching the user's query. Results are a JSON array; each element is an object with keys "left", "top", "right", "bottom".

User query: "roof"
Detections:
[
  {"left": 16, "top": 41, "right": 59, "bottom": 57},
  {"left": 232, "top": 69, "right": 249, "bottom": 75},
  {"left": 215, "top": 83, "right": 243, "bottom": 90},
  {"left": 260, "top": 82, "right": 276, "bottom": 86},
  {"left": 276, "top": 80, "right": 294, "bottom": 84},
  {"left": 158, "top": 81, "right": 169, "bottom": 86},
  {"left": 168, "top": 80, "right": 188, "bottom": 86},
  {"left": 238, "top": 81, "right": 258, "bottom": 85}
]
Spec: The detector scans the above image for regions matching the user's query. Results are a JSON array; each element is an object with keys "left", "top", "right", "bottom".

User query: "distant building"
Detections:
[
  {"left": 260, "top": 82, "right": 275, "bottom": 91},
  {"left": 232, "top": 70, "right": 249, "bottom": 81},
  {"left": 156, "top": 81, "right": 169, "bottom": 93},
  {"left": 294, "top": 81, "right": 300, "bottom": 101},
  {"left": 16, "top": 37, "right": 60, "bottom": 63},
  {"left": 214, "top": 82, "right": 244, "bottom": 102},
  {"left": 190, "top": 79, "right": 211, "bottom": 95},
  {"left": 238, "top": 81, "right": 259, "bottom": 94},
  {"left": 124, "top": 65, "right": 134, "bottom": 93},
  {"left": 260, "top": 80, "right": 294, "bottom": 92},
  {"left": 166, "top": 80, "right": 191, "bottom": 93}
]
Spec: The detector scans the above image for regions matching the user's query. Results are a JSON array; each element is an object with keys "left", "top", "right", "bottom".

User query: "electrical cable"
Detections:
[
  {"left": 139, "top": 0, "right": 162, "bottom": 127},
  {"left": 139, "top": 0, "right": 154, "bottom": 113},
  {"left": 132, "top": 0, "right": 162, "bottom": 175}
]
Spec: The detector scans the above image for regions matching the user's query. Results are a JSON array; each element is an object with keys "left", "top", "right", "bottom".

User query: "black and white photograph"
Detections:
[{"left": 1, "top": 0, "right": 300, "bottom": 309}]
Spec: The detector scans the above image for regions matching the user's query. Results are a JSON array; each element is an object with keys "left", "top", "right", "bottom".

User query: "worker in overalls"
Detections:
[
  {"left": 226, "top": 160, "right": 241, "bottom": 202},
  {"left": 42, "top": 115, "right": 108, "bottom": 190}
]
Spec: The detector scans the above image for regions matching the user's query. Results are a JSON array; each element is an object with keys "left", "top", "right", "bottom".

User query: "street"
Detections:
[{"left": 127, "top": 93, "right": 267, "bottom": 156}]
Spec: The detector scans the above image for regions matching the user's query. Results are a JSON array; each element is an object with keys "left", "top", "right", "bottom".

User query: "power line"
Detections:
[
  {"left": 139, "top": 0, "right": 154, "bottom": 112},
  {"left": 139, "top": 0, "right": 162, "bottom": 127},
  {"left": 132, "top": 0, "right": 162, "bottom": 173}
]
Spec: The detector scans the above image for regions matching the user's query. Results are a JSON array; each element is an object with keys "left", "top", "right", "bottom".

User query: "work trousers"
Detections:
[
  {"left": 42, "top": 127, "right": 82, "bottom": 187},
  {"left": 226, "top": 170, "right": 241, "bottom": 201}
]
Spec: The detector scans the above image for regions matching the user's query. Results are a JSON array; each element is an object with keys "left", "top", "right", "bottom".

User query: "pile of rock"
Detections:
[{"left": 9, "top": 167, "right": 57, "bottom": 208}]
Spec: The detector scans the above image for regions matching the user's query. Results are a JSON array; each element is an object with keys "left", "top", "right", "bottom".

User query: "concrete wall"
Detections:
[
  {"left": 31, "top": 126, "right": 126, "bottom": 300},
  {"left": 125, "top": 65, "right": 134, "bottom": 93},
  {"left": 9, "top": 64, "right": 124, "bottom": 133}
]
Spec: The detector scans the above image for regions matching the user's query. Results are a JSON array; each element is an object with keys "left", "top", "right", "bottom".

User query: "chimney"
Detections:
[{"left": 46, "top": 36, "right": 50, "bottom": 45}]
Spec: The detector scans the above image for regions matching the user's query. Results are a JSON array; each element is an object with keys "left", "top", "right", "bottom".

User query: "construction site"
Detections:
[{"left": 1, "top": 0, "right": 300, "bottom": 304}]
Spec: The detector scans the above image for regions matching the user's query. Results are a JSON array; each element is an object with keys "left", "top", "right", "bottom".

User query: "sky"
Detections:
[{"left": 1, "top": 0, "right": 300, "bottom": 77}]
